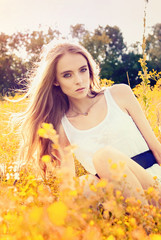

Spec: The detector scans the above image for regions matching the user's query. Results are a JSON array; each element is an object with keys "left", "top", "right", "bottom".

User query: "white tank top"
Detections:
[{"left": 61, "top": 88, "right": 149, "bottom": 175}]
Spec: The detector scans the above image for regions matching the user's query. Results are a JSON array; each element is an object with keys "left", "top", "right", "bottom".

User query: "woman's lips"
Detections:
[{"left": 76, "top": 87, "right": 85, "bottom": 92}]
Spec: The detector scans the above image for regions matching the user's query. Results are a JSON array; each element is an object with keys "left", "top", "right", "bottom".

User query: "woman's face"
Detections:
[{"left": 56, "top": 53, "right": 91, "bottom": 101}]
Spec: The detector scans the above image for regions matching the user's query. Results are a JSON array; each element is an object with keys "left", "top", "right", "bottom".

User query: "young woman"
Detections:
[{"left": 16, "top": 40, "right": 161, "bottom": 201}]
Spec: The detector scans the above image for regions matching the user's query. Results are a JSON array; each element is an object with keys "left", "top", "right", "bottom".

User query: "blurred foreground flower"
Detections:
[{"left": 47, "top": 201, "right": 68, "bottom": 226}]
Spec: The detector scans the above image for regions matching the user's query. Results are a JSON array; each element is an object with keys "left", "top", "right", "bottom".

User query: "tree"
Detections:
[
  {"left": 0, "top": 33, "right": 9, "bottom": 54},
  {"left": 0, "top": 27, "right": 61, "bottom": 95},
  {"left": 146, "top": 23, "right": 161, "bottom": 71},
  {"left": 82, "top": 26, "right": 110, "bottom": 63},
  {"left": 24, "top": 28, "right": 61, "bottom": 62},
  {"left": 96, "top": 25, "right": 127, "bottom": 84},
  {"left": 104, "top": 25, "right": 126, "bottom": 60},
  {"left": 72, "top": 24, "right": 142, "bottom": 87},
  {"left": 119, "top": 52, "right": 142, "bottom": 87},
  {"left": 0, "top": 33, "right": 28, "bottom": 95},
  {"left": 70, "top": 24, "right": 88, "bottom": 41}
]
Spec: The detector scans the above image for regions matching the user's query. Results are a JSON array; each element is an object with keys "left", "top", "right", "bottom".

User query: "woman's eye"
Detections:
[
  {"left": 80, "top": 68, "right": 87, "bottom": 72},
  {"left": 63, "top": 73, "right": 71, "bottom": 78}
]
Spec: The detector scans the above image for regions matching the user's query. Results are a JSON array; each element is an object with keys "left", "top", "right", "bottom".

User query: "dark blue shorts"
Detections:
[
  {"left": 95, "top": 150, "right": 158, "bottom": 179},
  {"left": 131, "top": 150, "right": 157, "bottom": 169}
]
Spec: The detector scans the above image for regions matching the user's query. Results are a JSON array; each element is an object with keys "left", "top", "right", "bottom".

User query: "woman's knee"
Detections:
[
  {"left": 92, "top": 146, "right": 128, "bottom": 179},
  {"left": 93, "top": 146, "right": 121, "bottom": 167}
]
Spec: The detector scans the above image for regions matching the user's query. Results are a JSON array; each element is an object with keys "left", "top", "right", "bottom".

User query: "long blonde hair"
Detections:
[{"left": 16, "top": 40, "right": 101, "bottom": 173}]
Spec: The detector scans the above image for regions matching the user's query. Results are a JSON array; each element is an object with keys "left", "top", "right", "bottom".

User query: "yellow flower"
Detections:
[
  {"left": 111, "top": 163, "right": 117, "bottom": 170},
  {"left": 47, "top": 201, "right": 68, "bottom": 226},
  {"left": 108, "top": 159, "right": 112, "bottom": 164},
  {"left": 124, "top": 221, "right": 130, "bottom": 227},
  {"left": 89, "top": 220, "right": 95, "bottom": 226},
  {"left": 38, "top": 184, "right": 44, "bottom": 191},
  {"left": 150, "top": 234, "right": 161, "bottom": 240},
  {"left": 129, "top": 217, "right": 136, "bottom": 227},
  {"left": 89, "top": 184, "right": 97, "bottom": 192},
  {"left": 147, "top": 186, "right": 154, "bottom": 194},
  {"left": 42, "top": 155, "right": 51, "bottom": 163},
  {"left": 69, "top": 190, "right": 78, "bottom": 197},
  {"left": 42, "top": 123, "right": 53, "bottom": 130},
  {"left": 116, "top": 190, "right": 121, "bottom": 198},
  {"left": 31, "top": 234, "right": 44, "bottom": 240},
  {"left": 153, "top": 176, "right": 158, "bottom": 180},
  {"left": 100, "top": 79, "right": 114, "bottom": 87},
  {"left": 96, "top": 179, "right": 107, "bottom": 188},
  {"left": 81, "top": 213, "right": 87, "bottom": 219},
  {"left": 120, "top": 196, "right": 124, "bottom": 200},
  {"left": 29, "top": 206, "right": 43, "bottom": 225},
  {"left": 107, "top": 235, "right": 115, "bottom": 240},
  {"left": 116, "top": 227, "right": 125, "bottom": 237},
  {"left": 37, "top": 128, "right": 47, "bottom": 137},
  {"left": 62, "top": 226, "right": 77, "bottom": 240},
  {"left": 2, "top": 223, "right": 7, "bottom": 234},
  {"left": 117, "top": 220, "right": 122, "bottom": 224},
  {"left": 4, "top": 212, "right": 17, "bottom": 223}
]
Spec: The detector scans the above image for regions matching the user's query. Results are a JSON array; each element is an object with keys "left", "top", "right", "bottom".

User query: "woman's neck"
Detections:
[
  {"left": 69, "top": 96, "right": 93, "bottom": 114},
  {"left": 67, "top": 92, "right": 103, "bottom": 117}
]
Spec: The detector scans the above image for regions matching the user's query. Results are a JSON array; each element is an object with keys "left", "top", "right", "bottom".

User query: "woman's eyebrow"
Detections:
[
  {"left": 60, "top": 70, "right": 72, "bottom": 75},
  {"left": 79, "top": 64, "right": 88, "bottom": 69}
]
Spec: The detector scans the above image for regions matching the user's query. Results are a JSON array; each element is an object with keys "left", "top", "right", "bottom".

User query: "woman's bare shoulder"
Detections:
[
  {"left": 110, "top": 84, "right": 133, "bottom": 100},
  {"left": 57, "top": 123, "right": 70, "bottom": 148},
  {"left": 108, "top": 84, "right": 133, "bottom": 110},
  {"left": 109, "top": 84, "right": 131, "bottom": 96}
]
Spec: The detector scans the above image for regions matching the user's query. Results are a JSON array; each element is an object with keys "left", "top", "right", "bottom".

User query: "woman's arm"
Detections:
[
  {"left": 110, "top": 84, "right": 161, "bottom": 164},
  {"left": 58, "top": 123, "right": 76, "bottom": 178}
]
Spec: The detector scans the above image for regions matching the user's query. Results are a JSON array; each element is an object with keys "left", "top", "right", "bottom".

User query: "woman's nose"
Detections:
[{"left": 75, "top": 73, "right": 83, "bottom": 84}]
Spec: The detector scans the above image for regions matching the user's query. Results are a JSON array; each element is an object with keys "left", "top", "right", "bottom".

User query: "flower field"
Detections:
[{"left": 0, "top": 76, "right": 161, "bottom": 239}]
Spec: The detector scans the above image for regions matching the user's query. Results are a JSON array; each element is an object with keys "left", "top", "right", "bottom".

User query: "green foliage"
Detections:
[
  {"left": 0, "top": 33, "right": 27, "bottom": 96},
  {"left": 70, "top": 24, "right": 88, "bottom": 41},
  {"left": 146, "top": 23, "right": 161, "bottom": 70},
  {"left": 137, "top": 0, "right": 151, "bottom": 111},
  {"left": 1, "top": 20, "right": 161, "bottom": 95},
  {"left": 0, "top": 28, "right": 60, "bottom": 95}
]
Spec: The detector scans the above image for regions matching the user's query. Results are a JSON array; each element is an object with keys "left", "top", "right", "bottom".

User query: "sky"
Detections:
[{"left": 0, "top": 0, "right": 161, "bottom": 46}]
